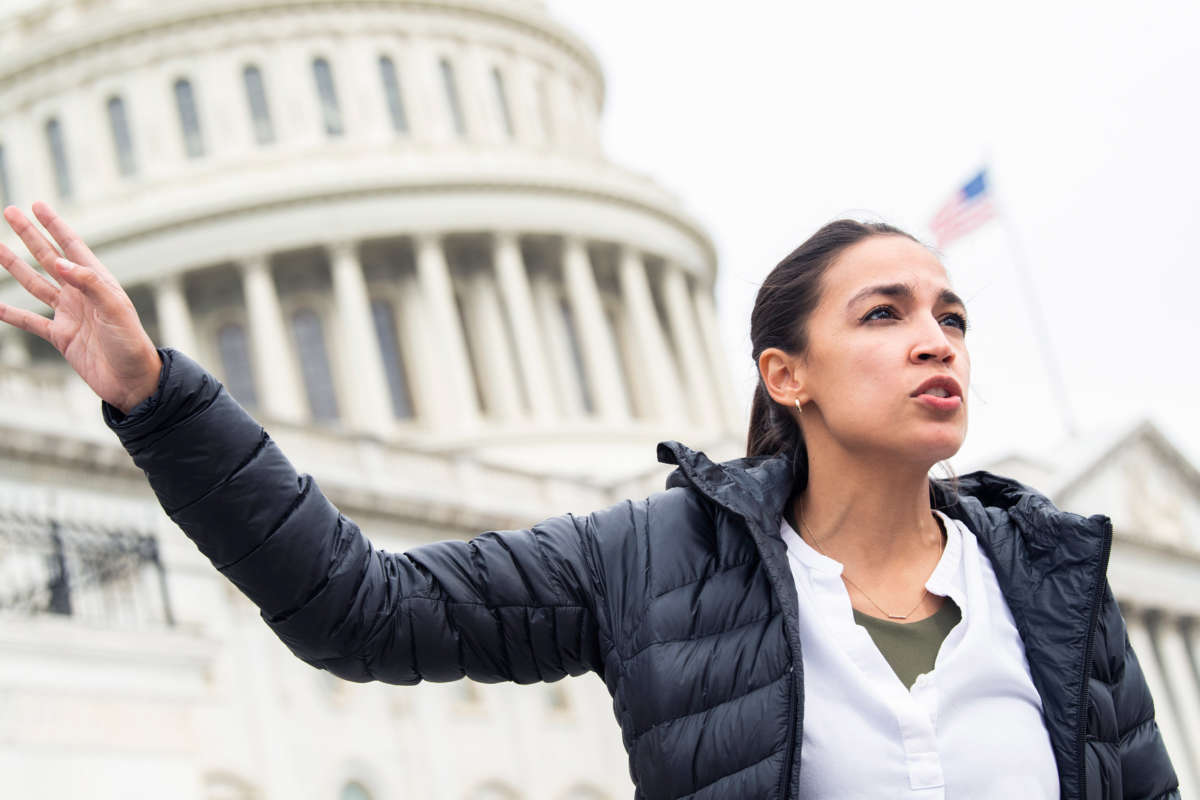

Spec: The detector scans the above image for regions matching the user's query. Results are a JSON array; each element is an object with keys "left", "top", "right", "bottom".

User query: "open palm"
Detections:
[{"left": 0, "top": 202, "right": 162, "bottom": 414}]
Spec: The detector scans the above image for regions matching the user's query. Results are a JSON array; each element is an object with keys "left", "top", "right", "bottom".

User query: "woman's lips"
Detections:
[{"left": 914, "top": 393, "right": 963, "bottom": 411}]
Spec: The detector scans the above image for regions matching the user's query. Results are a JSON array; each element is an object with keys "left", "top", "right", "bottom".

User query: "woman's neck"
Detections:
[{"left": 792, "top": 437, "right": 943, "bottom": 578}]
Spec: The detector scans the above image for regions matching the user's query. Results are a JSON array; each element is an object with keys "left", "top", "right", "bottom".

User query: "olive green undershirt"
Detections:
[
  {"left": 853, "top": 599, "right": 962, "bottom": 690},
  {"left": 783, "top": 507, "right": 963, "bottom": 690}
]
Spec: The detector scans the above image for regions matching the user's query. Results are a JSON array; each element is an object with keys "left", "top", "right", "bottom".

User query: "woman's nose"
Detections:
[{"left": 910, "top": 323, "right": 955, "bottom": 363}]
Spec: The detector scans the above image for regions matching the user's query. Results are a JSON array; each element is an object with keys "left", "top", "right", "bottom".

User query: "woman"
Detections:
[{"left": 0, "top": 202, "right": 1179, "bottom": 799}]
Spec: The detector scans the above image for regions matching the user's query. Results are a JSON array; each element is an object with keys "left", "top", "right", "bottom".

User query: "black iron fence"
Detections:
[{"left": 0, "top": 508, "right": 174, "bottom": 627}]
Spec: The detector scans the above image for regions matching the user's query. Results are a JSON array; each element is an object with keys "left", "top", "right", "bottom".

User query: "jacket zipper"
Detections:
[
  {"left": 777, "top": 661, "right": 798, "bottom": 799},
  {"left": 1075, "top": 517, "right": 1113, "bottom": 800}
]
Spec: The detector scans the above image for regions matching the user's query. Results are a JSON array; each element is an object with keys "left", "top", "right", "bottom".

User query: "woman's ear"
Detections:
[{"left": 758, "top": 347, "right": 809, "bottom": 409}]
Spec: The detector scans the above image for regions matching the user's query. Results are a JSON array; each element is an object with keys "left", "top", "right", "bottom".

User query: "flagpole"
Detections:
[{"left": 989, "top": 184, "right": 1080, "bottom": 439}]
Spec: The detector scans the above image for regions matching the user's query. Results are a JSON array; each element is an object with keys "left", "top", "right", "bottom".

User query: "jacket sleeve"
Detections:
[
  {"left": 1093, "top": 584, "right": 1180, "bottom": 799},
  {"left": 104, "top": 348, "right": 625, "bottom": 685}
]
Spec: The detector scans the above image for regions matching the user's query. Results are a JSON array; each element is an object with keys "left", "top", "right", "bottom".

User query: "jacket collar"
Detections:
[{"left": 658, "top": 440, "right": 1113, "bottom": 800}]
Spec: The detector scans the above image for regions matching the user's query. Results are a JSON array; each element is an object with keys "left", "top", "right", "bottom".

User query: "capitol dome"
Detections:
[
  {"left": 0, "top": 0, "right": 741, "bottom": 480},
  {"left": 0, "top": 2, "right": 743, "bottom": 798}
]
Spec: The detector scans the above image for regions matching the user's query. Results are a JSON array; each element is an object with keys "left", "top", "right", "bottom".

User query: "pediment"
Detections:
[{"left": 1053, "top": 422, "right": 1200, "bottom": 551}]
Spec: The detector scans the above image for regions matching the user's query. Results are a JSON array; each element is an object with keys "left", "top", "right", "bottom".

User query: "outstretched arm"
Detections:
[{"left": 0, "top": 203, "right": 620, "bottom": 684}]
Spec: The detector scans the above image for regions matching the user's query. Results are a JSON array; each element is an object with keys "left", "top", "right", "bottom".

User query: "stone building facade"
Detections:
[{"left": 0, "top": 1, "right": 740, "bottom": 798}]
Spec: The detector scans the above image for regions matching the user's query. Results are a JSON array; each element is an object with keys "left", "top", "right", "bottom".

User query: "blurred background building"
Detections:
[
  {"left": 0, "top": 0, "right": 1198, "bottom": 798},
  {"left": 0, "top": 0, "right": 740, "bottom": 797}
]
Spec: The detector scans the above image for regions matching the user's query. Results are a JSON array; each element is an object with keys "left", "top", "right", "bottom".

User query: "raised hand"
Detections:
[{"left": 0, "top": 202, "right": 162, "bottom": 414}]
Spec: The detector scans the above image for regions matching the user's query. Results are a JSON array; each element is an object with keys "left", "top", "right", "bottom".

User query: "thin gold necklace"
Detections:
[{"left": 798, "top": 514, "right": 943, "bottom": 621}]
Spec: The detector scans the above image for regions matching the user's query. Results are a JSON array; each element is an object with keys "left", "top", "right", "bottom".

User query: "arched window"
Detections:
[
  {"left": 174, "top": 78, "right": 205, "bottom": 158},
  {"left": 559, "top": 300, "right": 593, "bottom": 414},
  {"left": 0, "top": 144, "right": 11, "bottom": 207},
  {"left": 45, "top": 118, "right": 71, "bottom": 199},
  {"left": 340, "top": 782, "right": 372, "bottom": 800},
  {"left": 490, "top": 67, "right": 513, "bottom": 138},
  {"left": 216, "top": 323, "right": 258, "bottom": 407},
  {"left": 106, "top": 95, "right": 137, "bottom": 176},
  {"left": 378, "top": 56, "right": 408, "bottom": 133},
  {"left": 242, "top": 65, "right": 274, "bottom": 145},
  {"left": 369, "top": 298, "right": 415, "bottom": 419},
  {"left": 439, "top": 57, "right": 466, "bottom": 137},
  {"left": 312, "top": 57, "right": 343, "bottom": 137},
  {"left": 291, "top": 308, "right": 339, "bottom": 421}
]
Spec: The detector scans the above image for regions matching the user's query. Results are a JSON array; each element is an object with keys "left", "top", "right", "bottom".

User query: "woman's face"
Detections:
[{"left": 798, "top": 235, "right": 970, "bottom": 465}]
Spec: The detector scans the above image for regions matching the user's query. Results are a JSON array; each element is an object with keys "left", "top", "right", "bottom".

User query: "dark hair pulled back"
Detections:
[{"left": 746, "top": 219, "right": 919, "bottom": 488}]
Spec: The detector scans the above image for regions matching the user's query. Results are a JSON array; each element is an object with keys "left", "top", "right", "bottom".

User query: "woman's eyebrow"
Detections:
[
  {"left": 940, "top": 289, "right": 966, "bottom": 308},
  {"left": 845, "top": 283, "right": 914, "bottom": 309},
  {"left": 845, "top": 283, "right": 966, "bottom": 310}
]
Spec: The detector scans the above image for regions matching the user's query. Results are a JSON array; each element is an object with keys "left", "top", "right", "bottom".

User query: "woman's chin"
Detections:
[{"left": 904, "top": 426, "right": 967, "bottom": 466}]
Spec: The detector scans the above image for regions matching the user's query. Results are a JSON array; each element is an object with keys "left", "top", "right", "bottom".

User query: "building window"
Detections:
[
  {"left": 44, "top": 118, "right": 72, "bottom": 199},
  {"left": 454, "top": 293, "right": 486, "bottom": 414},
  {"left": 106, "top": 96, "right": 137, "bottom": 176},
  {"left": 490, "top": 67, "right": 514, "bottom": 138},
  {"left": 378, "top": 56, "right": 408, "bottom": 134},
  {"left": 438, "top": 58, "right": 466, "bottom": 137},
  {"left": 559, "top": 300, "right": 593, "bottom": 414},
  {"left": 370, "top": 299, "right": 415, "bottom": 419},
  {"left": 312, "top": 57, "right": 343, "bottom": 137},
  {"left": 242, "top": 65, "right": 275, "bottom": 145},
  {"left": 217, "top": 323, "right": 257, "bottom": 407},
  {"left": 174, "top": 78, "right": 205, "bottom": 158},
  {"left": 291, "top": 308, "right": 339, "bottom": 421},
  {"left": 0, "top": 144, "right": 11, "bottom": 207}
]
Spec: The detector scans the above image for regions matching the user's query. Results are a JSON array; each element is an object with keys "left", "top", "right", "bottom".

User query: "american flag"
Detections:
[{"left": 930, "top": 168, "right": 996, "bottom": 248}]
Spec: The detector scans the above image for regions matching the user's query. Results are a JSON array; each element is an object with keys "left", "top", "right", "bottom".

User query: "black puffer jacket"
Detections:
[{"left": 106, "top": 350, "right": 1180, "bottom": 800}]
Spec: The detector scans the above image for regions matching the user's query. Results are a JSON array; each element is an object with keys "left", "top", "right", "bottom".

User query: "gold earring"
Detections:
[{"left": 794, "top": 398, "right": 803, "bottom": 415}]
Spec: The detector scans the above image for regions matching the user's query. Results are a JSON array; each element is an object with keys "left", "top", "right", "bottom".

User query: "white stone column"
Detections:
[
  {"left": 691, "top": 280, "right": 743, "bottom": 431},
  {"left": 661, "top": 262, "right": 722, "bottom": 429},
  {"left": 1156, "top": 617, "right": 1200, "bottom": 775},
  {"left": 239, "top": 255, "right": 306, "bottom": 423},
  {"left": 616, "top": 247, "right": 683, "bottom": 423},
  {"left": 462, "top": 272, "right": 523, "bottom": 421},
  {"left": 152, "top": 274, "right": 199, "bottom": 356},
  {"left": 329, "top": 242, "right": 394, "bottom": 435},
  {"left": 415, "top": 234, "right": 479, "bottom": 428},
  {"left": 561, "top": 237, "right": 628, "bottom": 421},
  {"left": 1127, "top": 611, "right": 1198, "bottom": 793},
  {"left": 493, "top": 233, "right": 557, "bottom": 421}
]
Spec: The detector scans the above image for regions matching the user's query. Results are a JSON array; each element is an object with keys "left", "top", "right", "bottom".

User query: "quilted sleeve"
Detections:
[
  {"left": 104, "top": 348, "right": 621, "bottom": 684},
  {"left": 1095, "top": 585, "right": 1181, "bottom": 799}
]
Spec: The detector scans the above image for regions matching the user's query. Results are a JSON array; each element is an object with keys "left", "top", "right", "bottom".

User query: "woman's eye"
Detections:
[
  {"left": 862, "top": 305, "right": 897, "bottom": 322},
  {"left": 940, "top": 313, "right": 969, "bottom": 333}
]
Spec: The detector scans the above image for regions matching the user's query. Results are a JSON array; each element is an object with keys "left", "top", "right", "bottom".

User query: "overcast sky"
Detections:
[{"left": 547, "top": 0, "right": 1200, "bottom": 471}]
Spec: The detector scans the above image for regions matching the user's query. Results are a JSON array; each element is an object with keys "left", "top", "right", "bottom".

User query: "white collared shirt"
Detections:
[{"left": 782, "top": 510, "right": 1059, "bottom": 799}]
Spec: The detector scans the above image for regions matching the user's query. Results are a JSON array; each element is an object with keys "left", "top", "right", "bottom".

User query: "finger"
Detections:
[
  {"left": 0, "top": 301, "right": 53, "bottom": 342},
  {"left": 32, "top": 201, "right": 106, "bottom": 275},
  {"left": 4, "top": 205, "right": 66, "bottom": 282},
  {"left": 56, "top": 257, "right": 127, "bottom": 318},
  {"left": 0, "top": 242, "right": 60, "bottom": 308}
]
